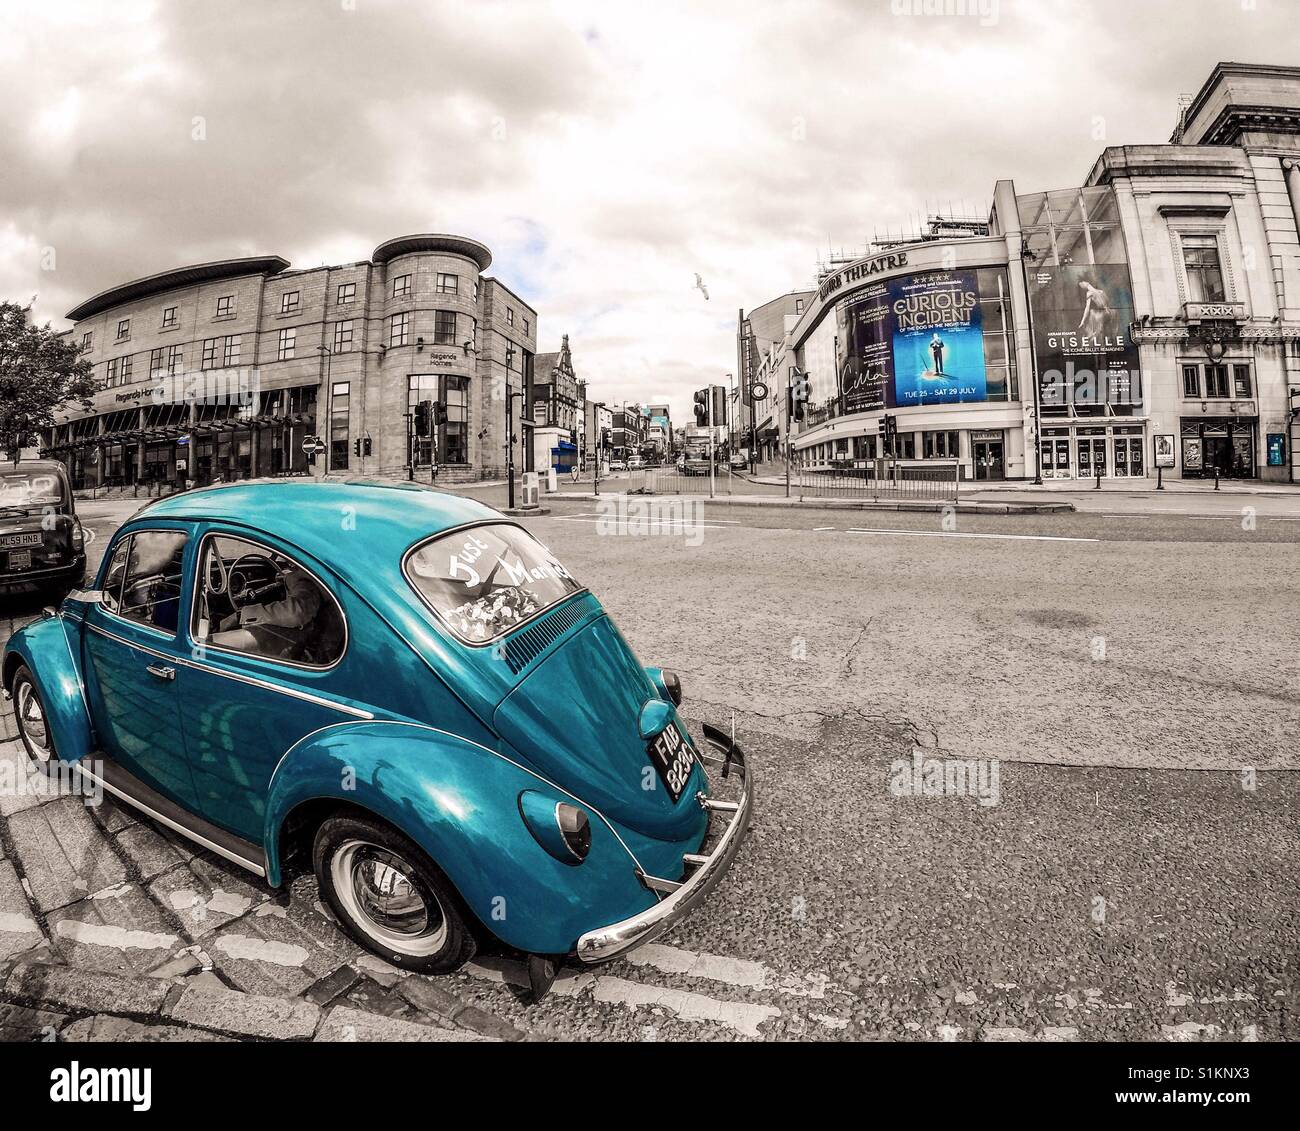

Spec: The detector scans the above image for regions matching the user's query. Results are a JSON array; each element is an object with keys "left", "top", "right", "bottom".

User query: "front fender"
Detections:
[
  {"left": 264, "top": 720, "right": 659, "bottom": 955},
  {"left": 2, "top": 615, "right": 94, "bottom": 764}
]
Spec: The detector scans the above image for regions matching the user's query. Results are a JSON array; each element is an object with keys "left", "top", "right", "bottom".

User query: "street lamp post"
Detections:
[
  {"left": 316, "top": 345, "right": 333, "bottom": 474},
  {"left": 593, "top": 401, "right": 606, "bottom": 497},
  {"left": 505, "top": 343, "right": 517, "bottom": 510}
]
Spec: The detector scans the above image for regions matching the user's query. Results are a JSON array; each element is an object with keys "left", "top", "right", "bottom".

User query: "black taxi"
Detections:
[{"left": 0, "top": 460, "right": 86, "bottom": 596}]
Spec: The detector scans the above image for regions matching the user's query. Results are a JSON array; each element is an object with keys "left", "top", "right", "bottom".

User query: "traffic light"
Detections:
[
  {"left": 711, "top": 385, "right": 727, "bottom": 427},
  {"left": 432, "top": 401, "right": 448, "bottom": 427},
  {"left": 363, "top": 435, "right": 372, "bottom": 456},
  {"left": 600, "top": 427, "right": 611, "bottom": 449},
  {"left": 693, "top": 388, "right": 709, "bottom": 427},
  {"left": 353, "top": 438, "right": 362, "bottom": 458},
  {"left": 790, "top": 369, "right": 812, "bottom": 421},
  {"left": 414, "top": 400, "right": 432, "bottom": 437},
  {"left": 878, "top": 414, "right": 896, "bottom": 454}
]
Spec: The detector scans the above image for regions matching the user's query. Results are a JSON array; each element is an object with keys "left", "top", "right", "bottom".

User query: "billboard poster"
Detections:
[
  {"left": 836, "top": 281, "right": 890, "bottom": 414},
  {"left": 888, "top": 270, "right": 988, "bottom": 407},
  {"left": 1029, "top": 263, "right": 1141, "bottom": 407},
  {"left": 1154, "top": 434, "right": 1176, "bottom": 469}
]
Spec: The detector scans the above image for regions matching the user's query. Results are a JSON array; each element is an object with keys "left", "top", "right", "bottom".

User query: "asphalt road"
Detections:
[{"left": 0, "top": 491, "right": 1295, "bottom": 1042}]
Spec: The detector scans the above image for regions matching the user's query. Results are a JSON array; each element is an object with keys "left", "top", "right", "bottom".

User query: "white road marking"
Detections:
[
  {"left": 55, "top": 920, "right": 178, "bottom": 951},
  {"left": 1162, "top": 1021, "right": 1221, "bottom": 1042},
  {"left": 590, "top": 975, "right": 779, "bottom": 1037},
  {"left": 0, "top": 911, "right": 41, "bottom": 934},
  {"left": 847, "top": 527, "right": 1099, "bottom": 543},
  {"left": 553, "top": 516, "right": 739, "bottom": 531},
  {"left": 213, "top": 934, "right": 309, "bottom": 967},
  {"left": 622, "top": 942, "right": 830, "bottom": 998},
  {"left": 982, "top": 1025, "right": 1079, "bottom": 1042}
]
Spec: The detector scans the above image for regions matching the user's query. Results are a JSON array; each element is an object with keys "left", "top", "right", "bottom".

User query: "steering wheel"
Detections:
[
  {"left": 228, "top": 553, "right": 285, "bottom": 608},
  {"left": 207, "top": 547, "right": 230, "bottom": 595}
]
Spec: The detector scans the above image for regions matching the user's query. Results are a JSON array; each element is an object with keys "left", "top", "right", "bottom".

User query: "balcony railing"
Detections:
[{"left": 1182, "top": 300, "right": 1246, "bottom": 323}]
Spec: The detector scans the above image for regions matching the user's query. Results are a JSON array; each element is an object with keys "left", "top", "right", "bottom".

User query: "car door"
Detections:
[
  {"left": 83, "top": 525, "right": 198, "bottom": 807},
  {"left": 177, "top": 527, "right": 362, "bottom": 843}
]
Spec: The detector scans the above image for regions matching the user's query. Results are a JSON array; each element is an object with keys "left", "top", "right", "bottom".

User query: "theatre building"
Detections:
[
  {"left": 45, "top": 234, "right": 538, "bottom": 491},
  {"left": 743, "top": 61, "right": 1300, "bottom": 483}
]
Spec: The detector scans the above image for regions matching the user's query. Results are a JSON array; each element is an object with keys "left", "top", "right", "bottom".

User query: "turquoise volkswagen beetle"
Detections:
[{"left": 1, "top": 479, "right": 751, "bottom": 998}]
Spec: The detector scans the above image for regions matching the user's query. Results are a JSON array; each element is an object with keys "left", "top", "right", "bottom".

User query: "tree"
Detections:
[{"left": 0, "top": 300, "right": 98, "bottom": 464}]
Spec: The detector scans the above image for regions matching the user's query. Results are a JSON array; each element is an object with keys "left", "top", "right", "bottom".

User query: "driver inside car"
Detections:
[{"left": 209, "top": 565, "right": 322, "bottom": 660}]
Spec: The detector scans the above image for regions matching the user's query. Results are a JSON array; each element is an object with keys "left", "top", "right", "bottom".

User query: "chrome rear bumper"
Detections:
[{"left": 575, "top": 721, "right": 753, "bottom": 964}]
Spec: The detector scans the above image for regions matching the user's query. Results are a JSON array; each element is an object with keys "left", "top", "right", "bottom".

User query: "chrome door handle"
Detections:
[{"left": 145, "top": 663, "right": 176, "bottom": 681}]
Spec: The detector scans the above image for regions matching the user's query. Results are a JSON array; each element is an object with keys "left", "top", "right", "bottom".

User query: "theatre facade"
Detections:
[
  {"left": 744, "top": 62, "right": 1300, "bottom": 483},
  {"left": 46, "top": 233, "right": 538, "bottom": 491}
]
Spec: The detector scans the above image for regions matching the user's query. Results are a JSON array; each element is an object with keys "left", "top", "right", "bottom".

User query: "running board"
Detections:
[{"left": 74, "top": 754, "right": 268, "bottom": 878}]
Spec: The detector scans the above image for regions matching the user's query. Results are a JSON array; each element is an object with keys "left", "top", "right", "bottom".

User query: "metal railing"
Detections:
[{"left": 789, "top": 461, "right": 959, "bottom": 502}]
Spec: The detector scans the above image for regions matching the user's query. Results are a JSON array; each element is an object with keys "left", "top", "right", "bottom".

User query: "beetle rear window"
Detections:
[{"left": 405, "top": 524, "right": 582, "bottom": 643}]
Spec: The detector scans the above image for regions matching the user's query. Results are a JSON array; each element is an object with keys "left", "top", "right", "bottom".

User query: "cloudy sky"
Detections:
[{"left": 1, "top": 0, "right": 1293, "bottom": 423}]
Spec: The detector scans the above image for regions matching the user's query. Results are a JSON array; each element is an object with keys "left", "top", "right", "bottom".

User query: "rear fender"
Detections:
[
  {"left": 264, "top": 720, "right": 658, "bottom": 955},
  {"left": 1, "top": 615, "right": 94, "bottom": 763}
]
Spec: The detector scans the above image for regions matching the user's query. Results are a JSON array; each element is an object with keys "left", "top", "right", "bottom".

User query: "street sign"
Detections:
[
  {"left": 302, "top": 435, "right": 326, "bottom": 457},
  {"left": 750, "top": 381, "right": 769, "bottom": 401}
]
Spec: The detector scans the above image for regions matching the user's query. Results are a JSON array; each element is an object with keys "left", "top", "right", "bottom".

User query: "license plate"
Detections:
[
  {"left": 6, "top": 551, "right": 32, "bottom": 571},
  {"left": 647, "top": 719, "right": 694, "bottom": 803},
  {"left": 0, "top": 532, "right": 41, "bottom": 550}
]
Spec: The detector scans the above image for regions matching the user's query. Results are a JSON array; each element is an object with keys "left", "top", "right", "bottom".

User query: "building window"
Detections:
[
  {"left": 223, "top": 335, "right": 241, "bottom": 367},
  {"left": 216, "top": 295, "right": 234, "bottom": 318},
  {"left": 330, "top": 381, "right": 350, "bottom": 471},
  {"left": 166, "top": 345, "right": 183, "bottom": 375},
  {"left": 922, "top": 430, "right": 959, "bottom": 459},
  {"left": 333, "top": 320, "right": 354, "bottom": 353},
  {"left": 121, "top": 354, "right": 134, "bottom": 383},
  {"left": 202, "top": 338, "right": 219, "bottom": 369},
  {"left": 161, "top": 306, "right": 178, "bottom": 328},
  {"left": 116, "top": 318, "right": 130, "bottom": 341},
  {"left": 392, "top": 274, "right": 411, "bottom": 299},
  {"left": 1182, "top": 234, "right": 1226, "bottom": 303},
  {"left": 473, "top": 280, "right": 480, "bottom": 302},
  {"left": 150, "top": 348, "right": 164, "bottom": 378},
  {"left": 434, "top": 310, "right": 457, "bottom": 345},
  {"left": 436, "top": 272, "right": 457, "bottom": 295},
  {"left": 390, "top": 311, "right": 411, "bottom": 347},
  {"left": 278, "top": 328, "right": 296, "bottom": 361},
  {"left": 1182, "top": 364, "right": 1200, "bottom": 398},
  {"left": 408, "top": 374, "right": 469, "bottom": 465},
  {"left": 522, "top": 317, "right": 530, "bottom": 337},
  {"left": 105, "top": 358, "right": 119, "bottom": 387},
  {"left": 795, "top": 298, "right": 805, "bottom": 314},
  {"left": 1205, "top": 364, "right": 1229, "bottom": 398},
  {"left": 81, "top": 331, "right": 93, "bottom": 349},
  {"left": 1232, "top": 364, "right": 1252, "bottom": 398},
  {"left": 280, "top": 290, "right": 300, "bottom": 315},
  {"left": 336, "top": 282, "right": 356, "bottom": 305},
  {"left": 505, "top": 307, "right": 514, "bottom": 327}
]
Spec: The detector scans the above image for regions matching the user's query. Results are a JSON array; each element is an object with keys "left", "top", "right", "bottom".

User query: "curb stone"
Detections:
[
  {"left": 5, "top": 960, "right": 170, "bottom": 1016},
  {"left": 167, "top": 983, "right": 320, "bottom": 1040}
]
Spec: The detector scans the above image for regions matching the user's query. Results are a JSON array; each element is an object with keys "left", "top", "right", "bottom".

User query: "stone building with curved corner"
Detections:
[{"left": 44, "top": 233, "right": 539, "bottom": 492}]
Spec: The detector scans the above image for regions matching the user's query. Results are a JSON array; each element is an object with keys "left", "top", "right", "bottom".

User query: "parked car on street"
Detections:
[
  {"left": 0, "top": 459, "right": 87, "bottom": 597},
  {"left": 609, "top": 458, "right": 628, "bottom": 472},
  {"left": 627, "top": 456, "right": 645, "bottom": 470},
  {"left": 1, "top": 478, "right": 752, "bottom": 999}
]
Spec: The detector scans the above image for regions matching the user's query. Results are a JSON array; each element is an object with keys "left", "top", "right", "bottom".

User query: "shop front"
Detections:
[
  {"left": 1039, "top": 423, "right": 1147, "bottom": 479},
  {"left": 1179, "top": 416, "right": 1256, "bottom": 479}
]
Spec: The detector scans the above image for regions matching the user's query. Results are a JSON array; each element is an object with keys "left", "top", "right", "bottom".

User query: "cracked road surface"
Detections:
[{"left": 0, "top": 494, "right": 1296, "bottom": 1041}]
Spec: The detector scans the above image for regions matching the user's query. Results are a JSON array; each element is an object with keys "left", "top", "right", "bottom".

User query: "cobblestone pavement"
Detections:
[{"left": 1, "top": 495, "right": 1295, "bottom": 1042}]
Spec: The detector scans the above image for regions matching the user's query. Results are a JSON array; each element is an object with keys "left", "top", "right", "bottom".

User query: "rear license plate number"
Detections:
[{"left": 648, "top": 720, "right": 694, "bottom": 803}]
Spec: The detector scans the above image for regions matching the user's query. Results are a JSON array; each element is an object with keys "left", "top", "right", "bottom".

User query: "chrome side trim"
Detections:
[
  {"left": 84, "top": 621, "right": 373, "bottom": 720},
  {"left": 73, "top": 761, "right": 267, "bottom": 878}
]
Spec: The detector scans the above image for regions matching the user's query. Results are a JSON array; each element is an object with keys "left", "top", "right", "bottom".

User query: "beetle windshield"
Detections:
[
  {"left": 0, "top": 469, "right": 65, "bottom": 511},
  {"left": 405, "top": 523, "right": 583, "bottom": 644}
]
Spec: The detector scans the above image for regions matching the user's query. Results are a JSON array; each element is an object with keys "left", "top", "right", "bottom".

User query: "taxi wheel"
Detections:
[
  {"left": 313, "top": 814, "right": 477, "bottom": 974},
  {"left": 11, "top": 665, "right": 57, "bottom": 775}
]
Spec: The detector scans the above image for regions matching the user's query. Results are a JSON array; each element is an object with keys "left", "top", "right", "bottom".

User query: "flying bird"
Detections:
[{"left": 694, "top": 273, "right": 710, "bottom": 301}]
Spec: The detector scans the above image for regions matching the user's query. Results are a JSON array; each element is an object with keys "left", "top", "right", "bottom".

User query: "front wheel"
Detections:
[
  {"left": 313, "top": 814, "right": 477, "bottom": 974},
  {"left": 11, "top": 664, "right": 57, "bottom": 775}
]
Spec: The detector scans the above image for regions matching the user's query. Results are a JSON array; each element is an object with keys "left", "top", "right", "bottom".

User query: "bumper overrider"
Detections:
[{"left": 575, "top": 721, "right": 753, "bottom": 964}]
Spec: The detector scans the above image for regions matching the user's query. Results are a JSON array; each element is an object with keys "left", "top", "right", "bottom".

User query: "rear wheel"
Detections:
[
  {"left": 11, "top": 664, "right": 56, "bottom": 775},
  {"left": 312, "top": 814, "right": 477, "bottom": 974}
]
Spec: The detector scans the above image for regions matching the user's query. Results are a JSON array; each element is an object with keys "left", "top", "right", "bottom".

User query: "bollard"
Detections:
[
  {"left": 1214, "top": 471, "right": 1220, "bottom": 491},
  {"left": 1095, "top": 467, "right": 1102, "bottom": 490},
  {"left": 1156, "top": 467, "right": 1164, "bottom": 491}
]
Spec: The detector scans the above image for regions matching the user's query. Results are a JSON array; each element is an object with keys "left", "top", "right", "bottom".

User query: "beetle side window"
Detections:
[
  {"left": 192, "top": 535, "right": 345, "bottom": 668},
  {"left": 100, "top": 538, "right": 131, "bottom": 615},
  {"left": 117, "top": 531, "right": 188, "bottom": 634}
]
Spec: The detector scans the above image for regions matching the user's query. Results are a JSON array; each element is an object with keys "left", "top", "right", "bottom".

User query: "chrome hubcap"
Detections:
[
  {"left": 330, "top": 840, "right": 447, "bottom": 956},
  {"left": 16, "top": 682, "right": 49, "bottom": 764}
]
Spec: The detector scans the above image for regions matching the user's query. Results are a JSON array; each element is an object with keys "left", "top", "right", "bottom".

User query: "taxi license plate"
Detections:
[
  {"left": 647, "top": 719, "right": 694, "bottom": 803},
  {"left": 6, "top": 551, "right": 32, "bottom": 571}
]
